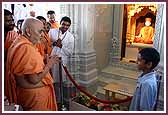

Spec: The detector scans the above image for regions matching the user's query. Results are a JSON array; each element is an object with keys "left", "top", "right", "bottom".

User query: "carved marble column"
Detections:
[
  {"left": 64, "top": 4, "right": 80, "bottom": 81},
  {"left": 153, "top": 4, "right": 165, "bottom": 111},
  {"left": 65, "top": 4, "right": 97, "bottom": 94},
  {"left": 78, "top": 4, "right": 97, "bottom": 93},
  {"left": 109, "top": 4, "right": 124, "bottom": 64},
  {"left": 153, "top": 4, "right": 165, "bottom": 69}
]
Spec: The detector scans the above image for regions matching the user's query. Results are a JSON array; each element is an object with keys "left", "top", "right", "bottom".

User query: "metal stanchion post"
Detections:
[{"left": 59, "top": 57, "right": 67, "bottom": 111}]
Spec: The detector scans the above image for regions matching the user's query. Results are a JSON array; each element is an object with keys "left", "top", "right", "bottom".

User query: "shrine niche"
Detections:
[
  {"left": 125, "top": 4, "right": 158, "bottom": 61},
  {"left": 134, "top": 16, "right": 155, "bottom": 44},
  {"left": 126, "top": 4, "right": 157, "bottom": 45}
]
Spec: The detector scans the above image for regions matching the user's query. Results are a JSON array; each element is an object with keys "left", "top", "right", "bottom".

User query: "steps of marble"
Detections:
[
  {"left": 97, "top": 75, "right": 137, "bottom": 88},
  {"left": 111, "top": 59, "right": 139, "bottom": 71},
  {"left": 96, "top": 65, "right": 139, "bottom": 100},
  {"left": 100, "top": 66, "right": 140, "bottom": 81}
]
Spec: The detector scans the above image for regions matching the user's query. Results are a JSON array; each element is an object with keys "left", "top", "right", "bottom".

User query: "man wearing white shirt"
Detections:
[
  {"left": 13, "top": 4, "right": 28, "bottom": 24},
  {"left": 49, "top": 16, "right": 74, "bottom": 104}
]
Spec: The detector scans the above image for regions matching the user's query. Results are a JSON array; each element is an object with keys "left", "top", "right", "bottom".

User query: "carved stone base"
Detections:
[{"left": 78, "top": 51, "right": 98, "bottom": 94}]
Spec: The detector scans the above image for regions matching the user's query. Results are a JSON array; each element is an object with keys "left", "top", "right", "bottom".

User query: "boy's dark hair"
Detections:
[
  {"left": 139, "top": 48, "right": 160, "bottom": 69},
  {"left": 4, "top": 9, "right": 12, "bottom": 16},
  {"left": 36, "top": 16, "right": 46, "bottom": 21},
  {"left": 47, "top": 10, "right": 55, "bottom": 15},
  {"left": 60, "top": 16, "right": 71, "bottom": 24}
]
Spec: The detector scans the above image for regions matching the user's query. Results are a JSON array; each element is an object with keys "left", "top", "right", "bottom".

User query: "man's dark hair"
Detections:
[
  {"left": 17, "top": 19, "right": 24, "bottom": 24},
  {"left": 36, "top": 16, "right": 46, "bottom": 21},
  {"left": 47, "top": 10, "right": 55, "bottom": 15},
  {"left": 4, "top": 9, "right": 12, "bottom": 16},
  {"left": 139, "top": 48, "right": 160, "bottom": 69},
  {"left": 60, "top": 16, "right": 71, "bottom": 24}
]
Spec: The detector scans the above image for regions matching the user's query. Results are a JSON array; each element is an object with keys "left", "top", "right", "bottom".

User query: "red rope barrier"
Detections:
[{"left": 63, "top": 65, "right": 132, "bottom": 104}]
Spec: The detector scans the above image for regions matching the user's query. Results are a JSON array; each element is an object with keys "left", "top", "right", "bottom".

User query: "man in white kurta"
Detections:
[{"left": 49, "top": 16, "right": 74, "bottom": 103}]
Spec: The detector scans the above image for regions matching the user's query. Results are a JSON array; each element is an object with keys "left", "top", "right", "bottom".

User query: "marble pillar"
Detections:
[
  {"left": 78, "top": 4, "right": 97, "bottom": 94},
  {"left": 153, "top": 4, "right": 165, "bottom": 111},
  {"left": 66, "top": 4, "right": 98, "bottom": 94},
  {"left": 109, "top": 4, "right": 124, "bottom": 64}
]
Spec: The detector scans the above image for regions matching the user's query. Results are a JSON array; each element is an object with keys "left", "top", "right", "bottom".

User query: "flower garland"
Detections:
[{"left": 75, "top": 93, "right": 121, "bottom": 111}]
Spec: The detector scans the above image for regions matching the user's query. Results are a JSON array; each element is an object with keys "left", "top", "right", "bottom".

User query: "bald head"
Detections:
[
  {"left": 22, "top": 18, "right": 42, "bottom": 33},
  {"left": 22, "top": 18, "right": 44, "bottom": 44}
]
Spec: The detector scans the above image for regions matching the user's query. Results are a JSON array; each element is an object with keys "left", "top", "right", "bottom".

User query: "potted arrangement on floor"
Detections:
[{"left": 69, "top": 93, "right": 121, "bottom": 111}]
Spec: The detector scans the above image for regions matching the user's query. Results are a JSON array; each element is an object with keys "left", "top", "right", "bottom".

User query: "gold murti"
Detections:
[{"left": 134, "top": 26, "right": 154, "bottom": 44}]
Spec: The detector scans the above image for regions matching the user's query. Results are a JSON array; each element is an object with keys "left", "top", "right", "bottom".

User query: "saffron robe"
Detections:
[
  {"left": 35, "top": 42, "right": 46, "bottom": 57},
  {"left": 50, "top": 21, "right": 59, "bottom": 29},
  {"left": 35, "top": 32, "right": 52, "bottom": 57},
  {"left": 5, "top": 35, "right": 57, "bottom": 111},
  {"left": 44, "top": 32, "right": 52, "bottom": 55},
  {"left": 5, "top": 30, "right": 19, "bottom": 51}
]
